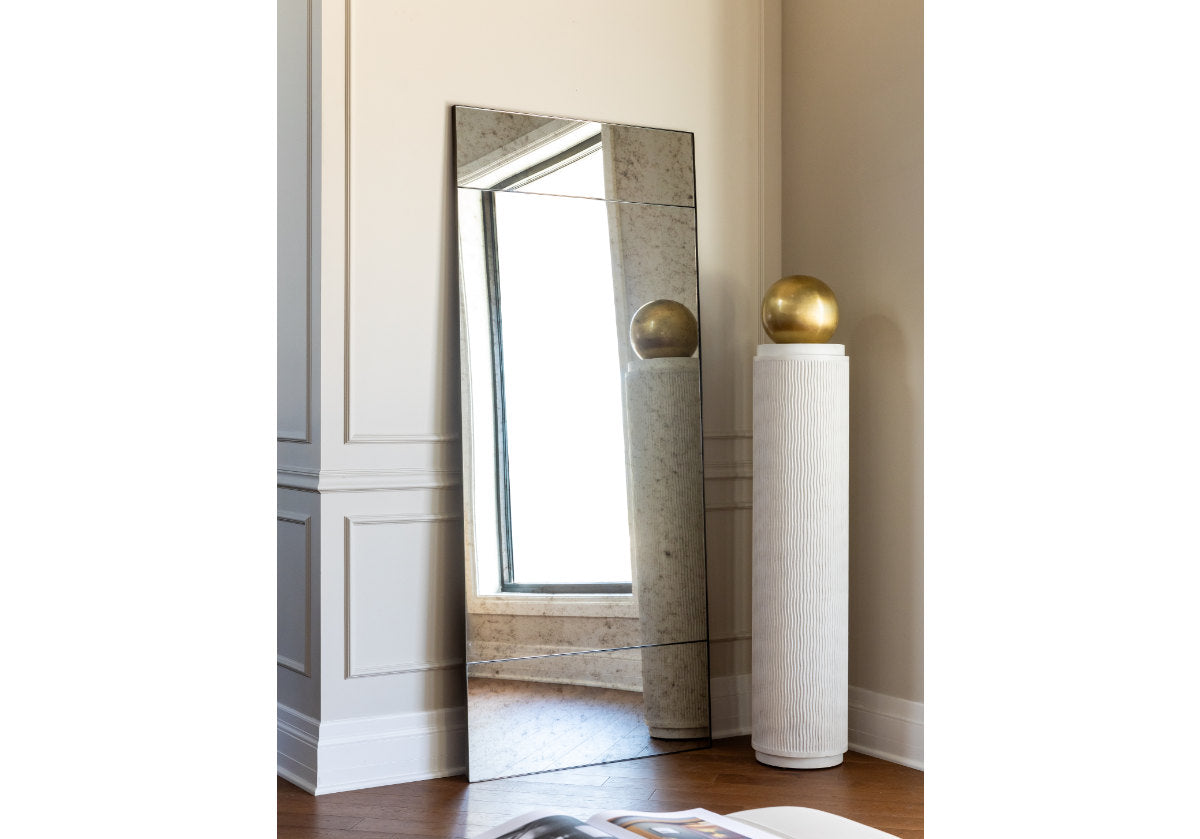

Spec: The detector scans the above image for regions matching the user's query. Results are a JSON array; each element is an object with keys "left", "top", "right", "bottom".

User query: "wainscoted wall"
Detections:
[
  {"left": 276, "top": 511, "right": 312, "bottom": 678},
  {"left": 343, "top": 512, "right": 463, "bottom": 679},
  {"left": 277, "top": 488, "right": 321, "bottom": 725},
  {"left": 277, "top": 0, "right": 313, "bottom": 446},
  {"left": 277, "top": 0, "right": 923, "bottom": 793}
]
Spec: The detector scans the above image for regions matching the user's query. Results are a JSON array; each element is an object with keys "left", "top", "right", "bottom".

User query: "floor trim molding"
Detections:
[
  {"left": 278, "top": 684, "right": 923, "bottom": 795},
  {"left": 848, "top": 685, "right": 924, "bottom": 770},
  {"left": 709, "top": 679, "right": 924, "bottom": 770},
  {"left": 277, "top": 703, "right": 467, "bottom": 795}
]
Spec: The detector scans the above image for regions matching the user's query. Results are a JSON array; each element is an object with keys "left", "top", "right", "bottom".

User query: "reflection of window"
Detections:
[{"left": 484, "top": 135, "right": 634, "bottom": 594}]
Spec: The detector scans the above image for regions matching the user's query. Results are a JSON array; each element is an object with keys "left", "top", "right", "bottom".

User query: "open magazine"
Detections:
[{"left": 472, "top": 808, "right": 782, "bottom": 839}]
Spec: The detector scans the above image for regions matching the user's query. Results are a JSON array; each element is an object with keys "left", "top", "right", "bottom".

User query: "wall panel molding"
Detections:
[
  {"left": 710, "top": 633, "right": 752, "bottom": 644},
  {"left": 344, "top": 513, "right": 463, "bottom": 678},
  {"left": 346, "top": 433, "right": 461, "bottom": 444},
  {"left": 278, "top": 466, "right": 462, "bottom": 493},
  {"left": 278, "top": 0, "right": 314, "bottom": 444},
  {"left": 342, "top": 0, "right": 455, "bottom": 446},
  {"left": 704, "top": 443, "right": 752, "bottom": 511},
  {"left": 342, "top": 0, "right": 353, "bottom": 443},
  {"left": 277, "top": 512, "right": 312, "bottom": 676},
  {"left": 348, "top": 659, "right": 463, "bottom": 678},
  {"left": 705, "top": 461, "right": 753, "bottom": 482}
]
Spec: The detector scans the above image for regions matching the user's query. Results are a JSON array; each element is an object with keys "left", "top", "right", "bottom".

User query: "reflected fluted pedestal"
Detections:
[
  {"left": 625, "top": 356, "right": 709, "bottom": 739},
  {"left": 751, "top": 344, "right": 849, "bottom": 768}
]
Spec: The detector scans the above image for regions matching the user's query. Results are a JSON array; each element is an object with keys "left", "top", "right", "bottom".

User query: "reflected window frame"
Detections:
[{"left": 480, "top": 133, "right": 633, "bottom": 596}]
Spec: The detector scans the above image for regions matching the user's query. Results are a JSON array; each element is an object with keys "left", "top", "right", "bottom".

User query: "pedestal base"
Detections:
[
  {"left": 754, "top": 750, "right": 844, "bottom": 769},
  {"left": 649, "top": 725, "right": 709, "bottom": 740}
]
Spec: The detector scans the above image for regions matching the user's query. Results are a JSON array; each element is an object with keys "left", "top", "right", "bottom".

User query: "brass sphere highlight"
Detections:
[
  {"left": 630, "top": 299, "right": 699, "bottom": 359},
  {"left": 761, "top": 275, "right": 839, "bottom": 343}
]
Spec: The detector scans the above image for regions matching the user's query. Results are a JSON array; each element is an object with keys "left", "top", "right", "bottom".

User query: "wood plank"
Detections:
[
  {"left": 278, "top": 813, "right": 366, "bottom": 831},
  {"left": 277, "top": 739, "right": 922, "bottom": 839},
  {"left": 278, "top": 828, "right": 404, "bottom": 839}
]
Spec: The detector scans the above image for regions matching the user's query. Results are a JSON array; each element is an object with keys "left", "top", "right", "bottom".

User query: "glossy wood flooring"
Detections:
[{"left": 278, "top": 736, "right": 923, "bottom": 839}]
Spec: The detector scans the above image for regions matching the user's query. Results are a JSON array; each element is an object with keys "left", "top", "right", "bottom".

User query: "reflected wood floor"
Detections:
[
  {"left": 467, "top": 677, "right": 706, "bottom": 780},
  {"left": 278, "top": 735, "right": 923, "bottom": 839}
]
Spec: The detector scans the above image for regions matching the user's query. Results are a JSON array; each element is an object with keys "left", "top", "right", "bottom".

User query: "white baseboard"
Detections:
[
  {"left": 708, "top": 679, "right": 924, "bottom": 770},
  {"left": 277, "top": 703, "right": 467, "bottom": 795},
  {"left": 848, "top": 685, "right": 924, "bottom": 770},
  {"left": 277, "top": 704, "right": 319, "bottom": 792},
  {"left": 279, "top": 683, "right": 922, "bottom": 795}
]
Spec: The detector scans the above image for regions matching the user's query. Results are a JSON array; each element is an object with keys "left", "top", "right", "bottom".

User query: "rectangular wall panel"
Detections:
[
  {"left": 278, "top": 0, "right": 312, "bottom": 442},
  {"left": 346, "top": 515, "right": 461, "bottom": 677},
  {"left": 344, "top": 1, "right": 450, "bottom": 443},
  {"left": 278, "top": 513, "right": 312, "bottom": 674}
]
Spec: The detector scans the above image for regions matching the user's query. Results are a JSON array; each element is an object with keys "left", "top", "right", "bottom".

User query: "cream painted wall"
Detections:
[
  {"left": 278, "top": 0, "right": 778, "bottom": 789},
  {"left": 279, "top": 0, "right": 926, "bottom": 788},
  {"left": 779, "top": 0, "right": 924, "bottom": 703}
]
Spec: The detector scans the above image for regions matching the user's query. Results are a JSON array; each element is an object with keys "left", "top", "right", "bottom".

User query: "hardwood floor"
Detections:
[{"left": 278, "top": 736, "right": 923, "bottom": 839}]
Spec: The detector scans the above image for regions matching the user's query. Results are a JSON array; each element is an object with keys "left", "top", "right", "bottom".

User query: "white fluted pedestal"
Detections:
[{"left": 752, "top": 343, "right": 849, "bottom": 768}]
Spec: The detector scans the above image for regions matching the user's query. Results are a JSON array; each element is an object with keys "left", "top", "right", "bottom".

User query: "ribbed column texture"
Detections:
[
  {"left": 752, "top": 349, "right": 849, "bottom": 765},
  {"left": 639, "top": 642, "right": 710, "bottom": 739},
  {"left": 625, "top": 357, "right": 709, "bottom": 738}
]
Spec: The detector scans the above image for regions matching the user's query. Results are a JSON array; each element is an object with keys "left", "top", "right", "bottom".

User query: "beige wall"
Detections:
[
  {"left": 278, "top": 0, "right": 778, "bottom": 787},
  {"left": 780, "top": 0, "right": 924, "bottom": 703},
  {"left": 278, "top": 0, "right": 925, "bottom": 789}
]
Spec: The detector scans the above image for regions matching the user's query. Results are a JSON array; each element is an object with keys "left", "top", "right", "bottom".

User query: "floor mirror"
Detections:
[{"left": 454, "top": 105, "right": 710, "bottom": 781}]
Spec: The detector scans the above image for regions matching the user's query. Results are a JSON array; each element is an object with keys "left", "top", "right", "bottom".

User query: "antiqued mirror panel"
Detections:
[
  {"left": 455, "top": 106, "right": 695, "bottom": 206},
  {"left": 455, "top": 106, "right": 709, "bottom": 782},
  {"left": 466, "top": 642, "right": 710, "bottom": 781}
]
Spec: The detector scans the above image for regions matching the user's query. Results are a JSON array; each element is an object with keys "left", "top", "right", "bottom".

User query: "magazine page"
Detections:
[
  {"left": 472, "top": 808, "right": 622, "bottom": 839},
  {"left": 588, "top": 808, "right": 783, "bottom": 839}
]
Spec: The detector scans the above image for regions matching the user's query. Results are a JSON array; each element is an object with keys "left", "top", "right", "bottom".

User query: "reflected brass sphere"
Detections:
[
  {"left": 630, "top": 299, "right": 699, "bottom": 359},
  {"left": 761, "top": 275, "right": 839, "bottom": 343}
]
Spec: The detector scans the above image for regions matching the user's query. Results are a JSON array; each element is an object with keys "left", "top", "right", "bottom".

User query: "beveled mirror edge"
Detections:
[
  {"left": 453, "top": 104, "right": 697, "bottom": 208},
  {"left": 452, "top": 103, "right": 713, "bottom": 782},
  {"left": 453, "top": 103, "right": 697, "bottom": 147}
]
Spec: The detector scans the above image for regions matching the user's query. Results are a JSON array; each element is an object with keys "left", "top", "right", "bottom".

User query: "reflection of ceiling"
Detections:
[
  {"left": 456, "top": 107, "right": 696, "bottom": 209},
  {"left": 455, "top": 109, "right": 555, "bottom": 170},
  {"left": 456, "top": 108, "right": 598, "bottom": 188}
]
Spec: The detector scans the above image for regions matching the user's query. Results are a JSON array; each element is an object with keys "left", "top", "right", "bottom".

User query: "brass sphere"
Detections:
[
  {"left": 761, "top": 275, "right": 839, "bottom": 343},
  {"left": 630, "top": 299, "right": 699, "bottom": 359}
]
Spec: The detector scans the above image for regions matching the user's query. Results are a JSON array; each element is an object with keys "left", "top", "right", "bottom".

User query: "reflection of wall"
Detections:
[
  {"left": 469, "top": 648, "right": 644, "bottom": 693},
  {"left": 780, "top": 0, "right": 923, "bottom": 718},
  {"left": 467, "top": 613, "right": 641, "bottom": 662},
  {"left": 602, "top": 123, "right": 696, "bottom": 207},
  {"left": 277, "top": 0, "right": 778, "bottom": 793}
]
